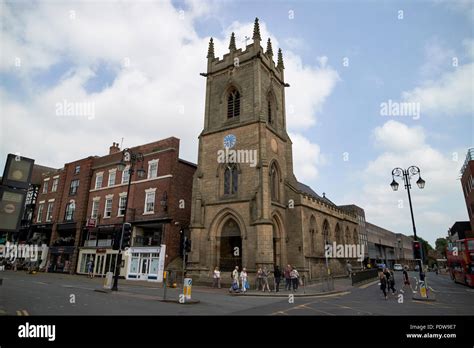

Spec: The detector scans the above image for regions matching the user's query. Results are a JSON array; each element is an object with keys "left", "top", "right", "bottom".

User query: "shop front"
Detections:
[
  {"left": 126, "top": 246, "right": 164, "bottom": 281},
  {"left": 77, "top": 248, "right": 119, "bottom": 276},
  {"left": 77, "top": 224, "right": 123, "bottom": 277},
  {"left": 48, "top": 246, "right": 75, "bottom": 273}
]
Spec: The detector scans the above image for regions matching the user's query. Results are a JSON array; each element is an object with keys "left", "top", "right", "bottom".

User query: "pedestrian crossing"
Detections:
[{"left": 16, "top": 309, "right": 29, "bottom": 316}]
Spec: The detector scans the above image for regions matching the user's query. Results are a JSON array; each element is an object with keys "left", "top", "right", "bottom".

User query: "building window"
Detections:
[
  {"left": 118, "top": 195, "right": 127, "bottom": 216},
  {"left": 91, "top": 200, "right": 100, "bottom": 219},
  {"left": 227, "top": 88, "right": 240, "bottom": 118},
  {"left": 144, "top": 191, "right": 155, "bottom": 213},
  {"left": 267, "top": 93, "right": 276, "bottom": 125},
  {"left": 108, "top": 170, "right": 116, "bottom": 186},
  {"left": 95, "top": 173, "right": 103, "bottom": 189},
  {"left": 104, "top": 198, "right": 113, "bottom": 218},
  {"left": 224, "top": 164, "right": 238, "bottom": 195},
  {"left": 45, "top": 202, "right": 54, "bottom": 222},
  {"left": 69, "top": 179, "right": 79, "bottom": 195},
  {"left": 51, "top": 178, "right": 59, "bottom": 192},
  {"left": 148, "top": 160, "right": 158, "bottom": 179},
  {"left": 37, "top": 204, "right": 44, "bottom": 222},
  {"left": 122, "top": 167, "right": 130, "bottom": 184},
  {"left": 75, "top": 165, "right": 80, "bottom": 174},
  {"left": 270, "top": 163, "right": 279, "bottom": 201},
  {"left": 42, "top": 180, "right": 49, "bottom": 193},
  {"left": 65, "top": 201, "right": 75, "bottom": 221},
  {"left": 323, "top": 220, "right": 329, "bottom": 245}
]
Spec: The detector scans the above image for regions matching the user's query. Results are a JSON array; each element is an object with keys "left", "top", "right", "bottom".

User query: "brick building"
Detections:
[
  {"left": 77, "top": 137, "right": 196, "bottom": 280},
  {"left": 460, "top": 148, "right": 474, "bottom": 233},
  {"left": 31, "top": 137, "right": 195, "bottom": 278}
]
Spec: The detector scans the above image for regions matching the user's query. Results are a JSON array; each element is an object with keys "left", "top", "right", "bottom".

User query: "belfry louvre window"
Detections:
[
  {"left": 268, "top": 100, "right": 272, "bottom": 124},
  {"left": 227, "top": 89, "right": 240, "bottom": 118}
]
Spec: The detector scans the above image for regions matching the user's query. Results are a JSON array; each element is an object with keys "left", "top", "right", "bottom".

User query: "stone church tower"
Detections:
[{"left": 188, "top": 18, "right": 359, "bottom": 283}]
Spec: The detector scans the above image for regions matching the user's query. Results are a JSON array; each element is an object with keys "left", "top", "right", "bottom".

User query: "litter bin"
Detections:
[{"left": 104, "top": 272, "right": 114, "bottom": 289}]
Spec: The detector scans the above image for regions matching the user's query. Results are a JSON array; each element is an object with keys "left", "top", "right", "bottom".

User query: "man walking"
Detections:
[
  {"left": 346, "top": 261, "right": 353, "bottom": 278},
  {"left": 274, "top": 266, "right": 281, "bottom": 292}
]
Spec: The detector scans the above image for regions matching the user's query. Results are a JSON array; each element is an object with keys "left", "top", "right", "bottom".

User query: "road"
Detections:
[{"left": 1, "top": 270, "right": 473, "bottom": 316}]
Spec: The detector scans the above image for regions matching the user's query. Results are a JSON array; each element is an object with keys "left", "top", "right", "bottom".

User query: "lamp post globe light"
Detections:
[
  {"left": 111, "top": 148, "right": 146, "bottom": 291},
  {"left": 390, "top": 166, "right": 425, "bottom": 281}
]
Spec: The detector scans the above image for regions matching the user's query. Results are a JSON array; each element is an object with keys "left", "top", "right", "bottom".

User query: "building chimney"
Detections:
[{"left": 109, "top": 142, "right": 120, "bottom": 155}]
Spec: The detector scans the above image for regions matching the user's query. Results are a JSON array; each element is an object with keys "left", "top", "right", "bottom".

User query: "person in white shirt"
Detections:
[
  {"left": 229, "top": 266, "right": 240, "bottom": 292},
  {"left": 240, "top": 268, "right": 248, "bottom": 292},
  {"left": 212, "top": 267, "right": 221, "bottom": 288}
]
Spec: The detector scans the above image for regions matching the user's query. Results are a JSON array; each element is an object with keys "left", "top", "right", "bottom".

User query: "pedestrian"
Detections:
[
  {"left": 290, "top": 267, "right": 299, "bottom": 292},
  {"left": 240, "top": 267, "right": 249, "bottom": 293},
  {"left": 262, "top": 267, "right": 271, "bottom": 292},
  {"left": 212, "top": 266, "right": 221, "bottom": 288},
  {"left": 379, "top": 271, "right": 388, "bottom": 300},
  {"left": 273, "top": 265, "right": 281, "bottom": 292},
  {"left": 229, "top": 266, "right": 240, "bottom": 293},
  {"left": 256, "top": 267, "right": 263, "bottom": 291},
  {"left": 387, "top": 269, "right": 396, "bottom": 294},
  {"left": 284, "top": 264, "right": 292, "bottom": 291},
  {"left": 403, "top": 266, "right": 411, "bottom": 289},
  {"left": 87, "top": 258, "right": 94, "bottom": 279},
  {"left": 346, "top": 261, "right": 353, "bottom": 278}
]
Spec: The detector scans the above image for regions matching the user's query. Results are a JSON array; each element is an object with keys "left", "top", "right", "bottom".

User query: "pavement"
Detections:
[{"left": 1, "top": 269, "right": 473, "bottom": 315}]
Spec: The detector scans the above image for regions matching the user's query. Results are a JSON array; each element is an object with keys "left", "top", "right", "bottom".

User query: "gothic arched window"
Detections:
[
  {"left": 322, "top": 220, "right": 329, "bottom": 245},
  {"left": 267, "top": 93, "right": 276, "bottom": 125},
  {"left": 310, "top": 215, "right": 316, "bottom": 254},
  {"left": 335, "top": 223, "right": 342, "bottom": 244},
  {"left": 270, "top": 163, "right": 279, "bottom": 201},
  {"left": 227, "top": 88, "right": 240, "bottom": 118},
  {"left": 224, "top": 164, "right": 238, "bottom": 195}
]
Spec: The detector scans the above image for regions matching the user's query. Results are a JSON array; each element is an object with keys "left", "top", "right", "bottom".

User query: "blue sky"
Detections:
[{"left": 0, "top": 0, "right": 473, "bottom": 245}]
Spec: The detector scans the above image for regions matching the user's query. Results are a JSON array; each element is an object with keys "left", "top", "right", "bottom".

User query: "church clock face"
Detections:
[
  {"left": 271, "top": 138, "right": 278, "bottom": 153},
  {"left": 223, "top": 134, "right": 236, "bottom": 149}
]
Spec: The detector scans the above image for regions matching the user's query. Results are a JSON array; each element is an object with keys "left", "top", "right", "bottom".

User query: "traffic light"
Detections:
[
  {"left": 413, "top": 240, "right": 422, "bottom": 259},
  {"left": 121, "top": 223, "right": 132, "bottom": 249}
]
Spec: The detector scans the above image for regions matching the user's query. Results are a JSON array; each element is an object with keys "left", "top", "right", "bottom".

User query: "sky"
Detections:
[{"left": 0, "top": 0, "right": 473, "bottom": 246}]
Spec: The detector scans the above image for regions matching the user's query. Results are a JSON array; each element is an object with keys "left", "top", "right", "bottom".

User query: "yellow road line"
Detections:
[{"left": 359, "top": 280, "right": 379, "bottom": 289}]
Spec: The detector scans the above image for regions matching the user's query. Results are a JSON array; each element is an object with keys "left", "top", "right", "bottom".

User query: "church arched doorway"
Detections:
[
  {"left": 272, "top": 216, "right": 282, "bottom": 269},
  {"left": 219, "top": 218, "right": 242, "bottom": 271}
]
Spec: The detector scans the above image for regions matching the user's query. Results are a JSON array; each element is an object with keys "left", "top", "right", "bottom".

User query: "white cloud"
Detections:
[
  {"left": 289, "top": 132, "right": 325, "bottom": 182},
  {"left": 0, "top": 1, "right": 337, "bottom": 181},
  {"left": 402, "top": 39, "right": 474, "bottom": 116},
  {"left": 347, "top": 120, "right": 466, "bottom": 245}
]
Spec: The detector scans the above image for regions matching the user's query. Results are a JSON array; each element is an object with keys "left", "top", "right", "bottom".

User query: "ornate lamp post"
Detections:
[
  {"left": 111, "top": 148, "right": 146, "bottom": 291},
  {"left": 390, "top": 166, "right": 425, "bottom": 281}
]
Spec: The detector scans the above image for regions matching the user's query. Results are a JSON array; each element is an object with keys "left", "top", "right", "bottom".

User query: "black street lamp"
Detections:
[
  {"left": 111, "top": 148, "right": 145, "bottom": 291},
  {"left": 390, "top": 166, "right": 425, "bottom": 281}
]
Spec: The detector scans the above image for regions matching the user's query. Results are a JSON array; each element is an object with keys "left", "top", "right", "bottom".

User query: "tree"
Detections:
[
  {"left": 410, "top": 235, "right": 433, "bottom": 264},
  {"left": 435, "top": 238, "right": 448, "bottom": 258}
]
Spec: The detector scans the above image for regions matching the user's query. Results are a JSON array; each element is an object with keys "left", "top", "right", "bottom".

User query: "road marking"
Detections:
[
  {"left": 359, "top": 280, "right": 379, "bottom": 289},
  {"left": 22, "top": 310, "right": 29, "bottom": 316},
  {"left": 34, "top": 281, "right": 47, "bottom": 285},
  {"left": 16, "top": 310, "right": 22, "bottom": 316}
]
